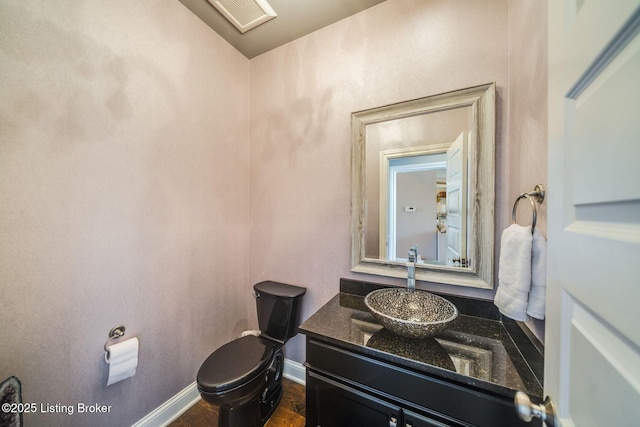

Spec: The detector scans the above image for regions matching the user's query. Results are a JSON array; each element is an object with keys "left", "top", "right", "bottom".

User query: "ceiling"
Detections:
[{"left": 178, "top": 0, "right": 387, "bottom": 59}]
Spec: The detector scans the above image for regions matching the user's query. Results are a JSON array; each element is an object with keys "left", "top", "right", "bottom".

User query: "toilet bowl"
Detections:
[{"left": 196, "top": 281, "right": 306, "bottom": 427}]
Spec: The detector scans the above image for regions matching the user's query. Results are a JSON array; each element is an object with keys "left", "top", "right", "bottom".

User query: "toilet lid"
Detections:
[{"left": 197, "top": 335, "right": 276, "bottom": 393}]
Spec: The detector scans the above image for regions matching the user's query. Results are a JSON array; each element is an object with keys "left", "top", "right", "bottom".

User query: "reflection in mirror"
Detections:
[
  {"left": 379, "top": 148, "right": 449, "bottom": 264},
  {"left": 351, "top": 84, "right": 495, "bottom": 288},
  {"left": 368, "top": 105, "right": 473, "bottom": 267}
]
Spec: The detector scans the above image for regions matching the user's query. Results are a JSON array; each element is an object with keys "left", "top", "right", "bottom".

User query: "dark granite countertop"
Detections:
[{"left": 299, "top": 279, "right": 543, "bottom": 399}]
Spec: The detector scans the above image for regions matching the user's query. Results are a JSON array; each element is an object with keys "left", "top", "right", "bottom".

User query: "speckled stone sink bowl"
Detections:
[{"left": 364, "top": 288, "right": 458, "bottom": 339}]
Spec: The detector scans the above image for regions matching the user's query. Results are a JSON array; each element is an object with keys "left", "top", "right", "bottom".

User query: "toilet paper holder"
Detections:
[{"left": 104, "top": 325, "right": 126, "bottom": 358}]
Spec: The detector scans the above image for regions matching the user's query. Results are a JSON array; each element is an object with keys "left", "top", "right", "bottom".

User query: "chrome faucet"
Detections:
[{"left": 407, "top": 246, "right": 418, "bottom": 291}]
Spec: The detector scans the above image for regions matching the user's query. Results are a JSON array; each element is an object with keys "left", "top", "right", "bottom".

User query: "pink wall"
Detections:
[
  {"left": 248, "top": 0, "right": 513, "bottom": 362},
  {"left": 0, "top": 1, "right": 250, "bottom": 425},
  {"left": 507, "top": 0, "right": 548, "bottom": 341},
  {"left": 395, "top": 170, "right": 439, "bottom": 261},
  {"left": 0, "top": 0, "right": 547, "bottom": 424}
]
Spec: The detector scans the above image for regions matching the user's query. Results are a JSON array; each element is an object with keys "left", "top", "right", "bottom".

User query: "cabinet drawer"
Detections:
[
  {"left": 403, "top": 409, "right": 451, "bottom": 427},
  {"left": 307, "top": 371, "right": 401, "bottom": 427},
  {"left": 306, "top": 339, "right": 527, "bottom": 427}
]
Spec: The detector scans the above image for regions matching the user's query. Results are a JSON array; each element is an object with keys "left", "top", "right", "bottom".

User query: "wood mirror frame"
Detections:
[{"left": 351, "top": 83, "right": 496, "bottom": 289}]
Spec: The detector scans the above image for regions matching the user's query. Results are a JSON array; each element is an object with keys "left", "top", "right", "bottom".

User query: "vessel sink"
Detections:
[{"left": 364, "top": 288, "right": 458, "bottom": 339}]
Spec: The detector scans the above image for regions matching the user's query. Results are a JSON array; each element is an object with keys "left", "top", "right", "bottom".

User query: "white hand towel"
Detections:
[
  {"left": 495, "top": 224, "right": 533, "bottom": 321},
  {"left": 526, "top": 228, "right": 546, "bottom": 319}
]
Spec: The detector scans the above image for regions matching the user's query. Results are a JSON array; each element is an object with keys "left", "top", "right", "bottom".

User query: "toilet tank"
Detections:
[{"left": 254, "top": 281, "right": 306, "bottom": 343}]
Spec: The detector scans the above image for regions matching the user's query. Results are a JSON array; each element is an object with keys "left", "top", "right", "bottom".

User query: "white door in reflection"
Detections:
[
  {"left": 445, "top": 132, "right": 468, "bottom": 267},
  {"left": 386, "top": 154, "right": 446, "bottom": 262}
]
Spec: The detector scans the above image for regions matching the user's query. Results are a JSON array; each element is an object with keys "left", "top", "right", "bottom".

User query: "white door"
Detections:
[
  {"left": 445, "top": 132, "right": 467, "bottom": 266},
  {"left": 545, "top": 1, "right": 640, "bottom": 426}
]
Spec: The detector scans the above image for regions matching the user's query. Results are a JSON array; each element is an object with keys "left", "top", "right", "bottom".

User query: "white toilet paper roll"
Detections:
[{"left": 105, "top": 337, "right": 139, "bottom": 386}]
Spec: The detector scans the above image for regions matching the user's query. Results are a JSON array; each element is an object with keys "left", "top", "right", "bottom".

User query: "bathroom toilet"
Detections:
[{"left": 197, "top": 281, "right": 306, "bottom": 427}]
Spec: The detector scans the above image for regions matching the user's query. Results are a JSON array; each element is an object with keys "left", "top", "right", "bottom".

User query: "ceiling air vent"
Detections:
[{"left": 208, "top": 0, "right": 277, "bottom": 33}]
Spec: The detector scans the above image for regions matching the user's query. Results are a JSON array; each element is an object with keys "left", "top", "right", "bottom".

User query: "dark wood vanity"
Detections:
[{"left": 299, "top": 279, "right": 543, "bottom": 427}]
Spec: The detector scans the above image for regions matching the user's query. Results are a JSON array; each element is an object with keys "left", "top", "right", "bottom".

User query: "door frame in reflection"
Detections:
[{"left": 379, "top": 143, "right": 451, "bottom": 262}]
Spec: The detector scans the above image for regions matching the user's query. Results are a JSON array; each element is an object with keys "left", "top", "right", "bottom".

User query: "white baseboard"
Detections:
[
  {"left": 131, "top": 380, "right": 200, "bottom": 427},
  {"left": 283, "top": 358, "right": 306, "bottom": 385},
  {"left": 131, "top": 358, "right": 305, "bottom": 427}
]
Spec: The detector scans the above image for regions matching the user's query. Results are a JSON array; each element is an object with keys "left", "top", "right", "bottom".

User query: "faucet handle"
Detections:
[{"left": 408, "top": 246, "right": 418, "bottom": 263}]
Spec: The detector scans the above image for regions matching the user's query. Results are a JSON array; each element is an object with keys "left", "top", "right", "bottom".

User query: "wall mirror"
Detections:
[{"left": 351, "top": 83, "right": 495, "bottom": 289}]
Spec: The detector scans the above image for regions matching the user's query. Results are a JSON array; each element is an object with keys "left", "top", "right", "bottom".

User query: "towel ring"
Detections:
[{"left": 512, "top": 184, "right": 545, "bottom": 233}]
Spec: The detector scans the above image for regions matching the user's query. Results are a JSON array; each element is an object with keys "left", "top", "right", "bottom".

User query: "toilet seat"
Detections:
[{"left": 197, "top": 335, "right": 277, "bottom": 394}]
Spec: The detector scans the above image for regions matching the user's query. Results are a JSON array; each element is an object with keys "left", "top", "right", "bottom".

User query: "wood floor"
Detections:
[{"left": 170, "top": 378, "right": 306, "bottom": 427}]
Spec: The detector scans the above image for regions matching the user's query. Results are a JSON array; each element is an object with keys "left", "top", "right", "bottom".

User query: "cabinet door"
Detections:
[
  {"left": 402, "top": 409, "right": 452, "bottom": 427},
  {"left": 307, "top": 371, "right": 401, "bottom": 427}
]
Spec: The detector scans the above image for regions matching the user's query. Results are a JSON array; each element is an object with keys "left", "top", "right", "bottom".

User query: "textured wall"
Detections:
[
  {"left": 395, "top": 170, "right": 438, "bottom": 261},
  {"left": 0, "top": 0, "right": 250, "bottom": 425},
  {"left": 248, "top": 0, "right": 512, "bottom": 363},
  {"left": 0, "top": 0, "right": 548, "bottom": 423},
  {"left": 507, "top": 0, "right": 548, "bottom": 341}
]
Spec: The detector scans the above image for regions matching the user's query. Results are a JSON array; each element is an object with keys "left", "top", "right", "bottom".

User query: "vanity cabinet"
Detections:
[
  {"left": 300, "top": 282, "right": 543, "bottom": 427},
  {"left": 304, "top": 338, "right": 530, "bottom": 427},
  {"left": 307, "top": 371, "right": 447, "bottom": 427}
]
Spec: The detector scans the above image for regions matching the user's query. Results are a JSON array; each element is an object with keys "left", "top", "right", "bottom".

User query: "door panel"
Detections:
[
  {"left": 561, "top": 295, "right": 640, "bottom": 426},
  {"left": 569, "top": 32, "right": 640, "bottom": 205}
]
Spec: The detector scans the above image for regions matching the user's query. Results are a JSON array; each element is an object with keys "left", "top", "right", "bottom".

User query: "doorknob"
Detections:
[{"left": 514, "top": 391, "right": 558, "bottom": 427}]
